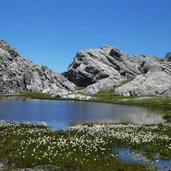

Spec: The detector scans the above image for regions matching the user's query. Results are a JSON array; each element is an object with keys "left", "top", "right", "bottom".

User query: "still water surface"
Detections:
[
  {"left": 0, "top": 97, "right": 163, "bottom": 129},
  {"left": 113, "top": 147, "right": 171, "bottom": 171}
]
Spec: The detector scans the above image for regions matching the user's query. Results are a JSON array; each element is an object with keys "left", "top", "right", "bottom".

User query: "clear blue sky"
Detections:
[{"left": 0, "top": 0, "right": 171, "bottom": 72}]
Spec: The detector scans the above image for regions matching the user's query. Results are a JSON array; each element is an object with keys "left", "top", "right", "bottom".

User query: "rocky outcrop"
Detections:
[
  {"left": 66, "top": 46, "right": 134, "bottom": 87},
  {"left": 65, "top": 46, "right": 123, "bottom": 87},
  {"left": 0, "top": 40, "right": 76, "bottom": 97},
  {"left": 1, "top": 40, "right": 171, "bottom": 98},
  {"left": 65, "top": 45, "right": 171, "bottom": 95},
  {"left": 164, "top": 52, "right": 171, "bottom": 62},
  {"left": 116, "top": 71, "right": 171, "bottom": 97}
]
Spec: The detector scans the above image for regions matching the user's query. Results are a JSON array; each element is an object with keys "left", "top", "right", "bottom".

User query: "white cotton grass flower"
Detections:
[{"left": 0, "top": 121, "right": 170, "bottom": 169}]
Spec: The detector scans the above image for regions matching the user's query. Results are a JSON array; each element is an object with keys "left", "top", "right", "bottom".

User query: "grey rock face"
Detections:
[
  {"left": 83, "top": 76, "right": 125, "bottom": 94},
  {"left": 66, "top": 46, "right": 125, "bottom": 87},
  {"left": 164, "top": 52, "right": 171, "bottom": 62},
  {"left": 65, "top": 45, "right": 171, "bottom": 95},
  {"left": 1, "top": 40, "right": 171, "bottom": 98},
  {"left": 66, "top": 46, "right": 171, "bottom": 86},
  {"left": 0, "top": 40, "right": 76, "bottom": 96},
  {"left": 116, "top": 71, "right": 171, "bottom": 97}
]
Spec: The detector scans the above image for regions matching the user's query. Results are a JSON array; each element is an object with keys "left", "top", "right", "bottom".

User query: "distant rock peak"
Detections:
[
  {"left": 100, "top": 45, "right": 114, "bottom": 49},
  {"left": 0, "top": 40, "right": 19, "bottom": 58},
  {"left": 164, "top": 52, "right": 171, "bottom": 62},
  {"left": 0, "top": 40, "right": 14, "bottom": 50}
]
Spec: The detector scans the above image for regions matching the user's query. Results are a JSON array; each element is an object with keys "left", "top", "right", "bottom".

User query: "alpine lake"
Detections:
[{"left": 0, "top": 96, "right": 171, "bottom": 171}]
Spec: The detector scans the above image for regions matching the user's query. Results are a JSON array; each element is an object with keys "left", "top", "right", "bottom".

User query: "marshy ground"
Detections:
[
  {"left": 0, "top": 122, "right": 170, "bottom": 170},
  {"left": 1, "top": 91, "right": 170, "bottom": 170}
]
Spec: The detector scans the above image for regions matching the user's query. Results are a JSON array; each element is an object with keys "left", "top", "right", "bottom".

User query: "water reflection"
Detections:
[
  {"left": 113, "top": 147, "right": 171, "bottom": 171},
  {"left": 0, "top": 97, "right": 164, "bottom": 129}
]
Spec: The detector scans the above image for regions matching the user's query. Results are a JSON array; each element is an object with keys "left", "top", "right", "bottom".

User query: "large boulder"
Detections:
[
  {"left": 65, "top": 46, "right": 124, "bottom": 86},
  {"left": 0, "top": 40, "right": 76, "bottom": 97},
  {"left": 65, "top": 46, "right": 137, "bottom": 87},
  {"left": 116, "top": 71, "right": 171, "bottom": 97},
  {"left": 65, "top": 45, "right": 171, "bottom": 95},
  {"left": 65, "top": 45, "right": 166, "bottom": 88}
]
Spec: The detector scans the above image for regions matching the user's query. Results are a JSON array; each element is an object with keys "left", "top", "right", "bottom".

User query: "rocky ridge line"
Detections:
[{"left": 0, "top": 40, "right": 171, "bottom": 98}]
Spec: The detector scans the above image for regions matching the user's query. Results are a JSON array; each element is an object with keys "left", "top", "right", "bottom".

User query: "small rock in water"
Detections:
[
  {"left": 33, "top": 165, "right": 60, "bottom": 171},
  {"left": 18, "top": 169, "right": 34, "bottom": 171},
  {"left": 0, "top": 163, "right": 4, "bottom": 169},
  {"left": 0, "top": 161, "right": 6, "bottom": 170}
]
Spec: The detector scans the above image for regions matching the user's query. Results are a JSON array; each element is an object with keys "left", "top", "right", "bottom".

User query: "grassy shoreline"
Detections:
[
  {"left": 18, "top": 91, "right": 171, "bottom": 110},
  {"left": 18, "top": 91, "right": 171, "bottom": 122},
  {"left": 1, "top": 92, "right": 171, "bottom": 170},
  {"left": 0, "top": 122, "right": 170, "bottom": 170},
  {"left": 1, "top": 91, "right": 170, "bottom": 124}
]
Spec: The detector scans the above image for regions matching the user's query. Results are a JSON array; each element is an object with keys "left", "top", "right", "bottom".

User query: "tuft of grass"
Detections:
[
  {"left": 19, "top": 91, "right": 83, "bottom": 102},
  {"left": 91, "top": 90, "right": 137, "bottom": 102},
  {"left": 114, "top": 96, "right": 171, "bottom": 110},
  {"left": 20, "top": 92, "right": 52, "bottom": 99},
  {"left": 75, "top": 86, "right": 86, "bottom": 91},
  {"left": 163, "top": 115, "right": 171, "bottom": 123},
  {"left": 119, "top": 79, "right": 131, "bottom": 86}
]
